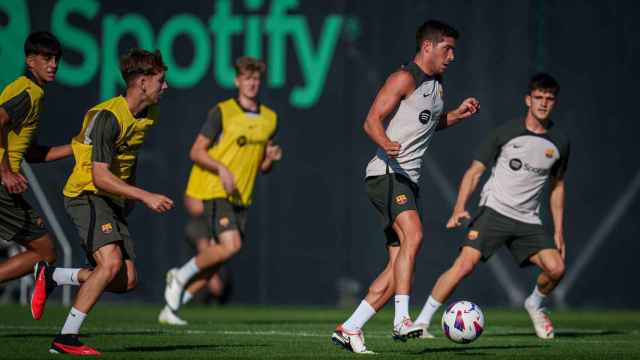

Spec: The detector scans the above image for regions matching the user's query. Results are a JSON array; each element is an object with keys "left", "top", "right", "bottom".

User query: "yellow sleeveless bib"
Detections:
[
  {"left": 63, "top": 96, "right": 158, "bottom": 200},
  {"left": 185, "top": 99, "right": 277, "bottom": 205}
]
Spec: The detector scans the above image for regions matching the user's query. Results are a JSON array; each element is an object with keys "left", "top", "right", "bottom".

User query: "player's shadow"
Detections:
[
  {"left": 107, "top": 343, "right": 269, "bottom": 353},
  {"left": 489, "top": 330, "right": 624, "bottom": 338},
  {"left": 416, "top": 344, "right": 544, "bottom": 355},
  {"left": 555, "top": 330, "right": 624, "bottom": 338},
  {"left": 239, "top": 319, "right": 337, "bottom": 325},
  {"left": 1, "top": 331, "right": 165, "bottom": 338}
]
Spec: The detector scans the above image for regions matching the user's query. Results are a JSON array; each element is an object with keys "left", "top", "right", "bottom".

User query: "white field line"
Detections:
[{"left": 0, "top": 324, "right": 632, "bottom": 338}]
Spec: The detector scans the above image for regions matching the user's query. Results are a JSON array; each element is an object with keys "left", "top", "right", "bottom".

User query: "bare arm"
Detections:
[
  {"left": 0, "top": 107, "right": 28, "bottom": 193},
  {"left": 549, "top": 176, "right": 566, "bottom": 259},
  {"left": 446, "top": 160, "right": 487, "bottom": 228},
  {"left": 189, "top": 134, "right": 236, "bottom": 194},
  {"left": 437, "top": 97, "right": 481, "bottom": 131},
  {"left": 93, "top": 162, "right": 173, "bottom": 213},
  {"left": 25, "top": 143, "right": 72, "bottom": 163},
  {"left": 363, "top": 71, "right": 415, "bottom": 158}
]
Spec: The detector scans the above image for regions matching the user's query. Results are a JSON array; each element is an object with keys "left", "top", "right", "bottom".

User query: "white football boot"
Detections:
[
  {"left": 392, "top": 317, "right": 423, "bottom": 341},
  {"left": 331, "top": 324, "right": 375, "bottom": 354},
  {"left": 164, "top": 268, "right": 184, "bottom": 312},
  {"left": 415, "top": 323, "right": 435, "bottom": 339},
  {"left": 158, "top": 306, "right": 188, "bottom": 326},
  {"left": 524, "top": 302, "right": 555, "bottom": 339}
]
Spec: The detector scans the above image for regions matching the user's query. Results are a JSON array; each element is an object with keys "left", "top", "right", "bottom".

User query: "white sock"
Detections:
[
  {"left": 176, "top": 258, "right": 199, "bottom": 285},
  {"left": 342, "top": 300, "right": 376, "bottom": 332},
  {"left": 526, "top": 285, "right": 546, "bottom": 309},
  {"left": 61, "top": 307, "right": 87, "bottom": 335},
  {"left": 52, "top": 268, "right": 81, "bottom": 286},
  {"left": 415, "top": 295, "right": 442, "bottom": 326},
  {"left": 181, "top": 290, "right": 193, "bottom": 305},
  {"left": 394, "top": 295, "right": 410, "bottom": 326}
]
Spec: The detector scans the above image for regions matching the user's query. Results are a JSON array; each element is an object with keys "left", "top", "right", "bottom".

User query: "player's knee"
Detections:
[
  {"left": 546, "top": 261, "right": 565, "bottom": 281},
  {"left": 455, "top": 259, "right": 476, "bottom": 278},
  {"left": 126, "top": 274, "right": 138, "bottom": 291},
  {"left": 223, "top": 240, "right": 242, "bottom": 256},
  {"left": 102, "top": 258, "right": 124, "bottom": 282},
  {"left": 42, "top": 252, "right": 57, "bottom": 266},
  {"left": 403, "top": 231, "right": 423, "bottom": 250}
]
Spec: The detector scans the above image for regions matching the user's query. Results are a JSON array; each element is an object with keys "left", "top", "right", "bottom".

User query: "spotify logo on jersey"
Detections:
[
  {"left": 237, "top": 136, "right": 248, "bottom": 147},
  {"left": 419, "top": 109, "right": 432, "bottom": 124},
  {"left": 509, "top": 158, "right": 523, "bottom": 171}
]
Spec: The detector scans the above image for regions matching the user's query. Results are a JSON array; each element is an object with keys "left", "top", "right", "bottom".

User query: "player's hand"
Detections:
[
  {"left": 446, "top": 210, "right": 471, "bottom": 229},
  {"left": 265, "top": 143, "right": 283, "bottom": 161},
  {"left": 142, "top": 193, "right": 174, "bottom": 213},
  {"left": 218, "top": 166, "right": 236, "bottom": 195},
  {"left": 1, "top": 170, "right": 28, "bottom": 194},
  {"left": 453, "top": 98, "right": 480, "bottom": 120},
  {"left": 383, "top": 141, "right": 402, "bottom": 158},
  {"left": 554, "top": 233, "right": 566, "bottom": 259}
]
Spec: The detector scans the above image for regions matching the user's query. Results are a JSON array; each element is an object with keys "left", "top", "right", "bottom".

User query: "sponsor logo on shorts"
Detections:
[
  {"left": 545, "top": 148, "right": 555, "bottom": 158},
  {"left": 101, "top": 223, "right": 113, "bottom": 234},
  {"left": 468, "top": 230, "right": 479, "bottom": 240},
  {"left": 418, "top": 109, "right": 432, "bottom": 124},
  {"left": 219, "top": 217, "right": 230, "bottom": 227},
  {"left": 395, "top": 194, "right": 408, "bottom": 205}
]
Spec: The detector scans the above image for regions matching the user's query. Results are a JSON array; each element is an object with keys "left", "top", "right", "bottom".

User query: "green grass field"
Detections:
[{"left": 1, "top": 304, "right": 639, "bottom": 359}]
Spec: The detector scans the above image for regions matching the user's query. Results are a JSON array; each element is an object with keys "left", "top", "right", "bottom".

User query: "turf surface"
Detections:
[{"left": 1, "top": 304, "right": 639, "bottom": 359}]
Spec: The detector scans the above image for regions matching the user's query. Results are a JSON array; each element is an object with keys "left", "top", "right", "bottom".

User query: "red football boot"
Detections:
[
  {"left": 31, "top": 261, "right": 57, "bottom": 320},
  {"left": 50, "top": 334, "right": 101, "bottom": 356}
]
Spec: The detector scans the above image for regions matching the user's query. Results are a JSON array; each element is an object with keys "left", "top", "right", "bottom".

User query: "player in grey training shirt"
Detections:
[
  {"left": 414, "top": 73, "right": 569, "bottom": 340},
  {"left": 332, "top": 20, "right": 480, "bottom": 353}
]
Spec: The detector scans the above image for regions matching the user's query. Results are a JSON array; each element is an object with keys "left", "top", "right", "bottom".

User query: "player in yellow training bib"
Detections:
[
  {"left": 0, "top": 31, "right": 72, "bottom": 294},
  {"left": 35, "top": 49, "right": 174, "bottom": 356},
  {"left": 160, "top": 57, "right": 282, "bottom": 324}
]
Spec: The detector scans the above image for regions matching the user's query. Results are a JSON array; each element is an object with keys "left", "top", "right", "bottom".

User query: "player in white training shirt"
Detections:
[
  {"left": 331, "top": 20, "right": 480, "bottom": 353},
  {"left": 414, "top": 73, "right": 569, "bottom": 340}
]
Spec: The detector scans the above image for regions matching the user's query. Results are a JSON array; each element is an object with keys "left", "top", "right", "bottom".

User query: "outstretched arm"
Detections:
[
  {"left": 549, "top": 176, "right": 566, "bottom": 259},
  {"left": 446, "top": 160, "right": 486, "bottom": 229},
  {"left": 363, "top": 71, "right": 415, "bottom": 158},
  {"left": 437, "top": 97, "right": 480, "bottom": 131},
  {"left": 92, "top": 162, "right": 173, "bottom": 213},
  {"left": 25, "top": 143, "right": 72, "bottom": 163},
  {"left": 90, "top": 110, "right": 173, "bottom": 213}
]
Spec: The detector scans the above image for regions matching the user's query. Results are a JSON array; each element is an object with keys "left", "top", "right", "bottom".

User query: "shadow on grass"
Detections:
[
  {"left": 106, "top": 343, "right": 269, "bottom": 353},
  {"left": 416, "top": 344, "right": 545, "bottom": 355},
  {"left": 1, "top": 331, "right": 165, "bottom": 338},
  {"left": 238, "top": 319, "right": 337, "bottom": 325},
  {"left": 489, "top": 330, "right": 624, "bottom": 338}
]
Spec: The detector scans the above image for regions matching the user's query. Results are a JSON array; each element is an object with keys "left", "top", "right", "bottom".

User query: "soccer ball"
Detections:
[{"left": 441, "top": 300, "right": 485, "bottom": 344}]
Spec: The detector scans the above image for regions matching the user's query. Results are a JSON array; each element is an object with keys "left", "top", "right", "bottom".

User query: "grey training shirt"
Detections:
[
  {"left": 365, "top": 62, "right": 445, "bottom": 184},
  {"left": 476, "top": 119, "right": 570, "bottom": 224}
]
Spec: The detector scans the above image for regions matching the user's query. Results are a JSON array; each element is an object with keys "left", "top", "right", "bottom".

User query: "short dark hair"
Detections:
[
  {"left": 528, "top": 73, "right": 560, "bottom": 95},
  {"left": 234, "top": 56, "right": 266, "bottom": 76},
  {"left": 24, "top": 31, "right": 62, "bottom": 60},
  {"left": 119, "top": 49, "right": 167, "bottom": 87},
  {"left": 416, "top": 20, "right": 459, "bottom": 52}
]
